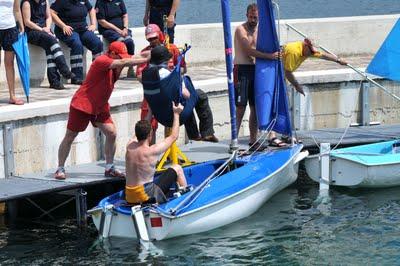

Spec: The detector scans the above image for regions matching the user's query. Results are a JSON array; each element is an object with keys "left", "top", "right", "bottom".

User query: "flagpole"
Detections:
[{"left": 220, "top": 0, "right": 238, "bottom": 151}]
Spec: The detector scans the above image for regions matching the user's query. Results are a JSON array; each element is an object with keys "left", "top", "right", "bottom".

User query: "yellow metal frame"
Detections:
[{"left": 156, "top": 128, "right": 194, "bottom": 171}]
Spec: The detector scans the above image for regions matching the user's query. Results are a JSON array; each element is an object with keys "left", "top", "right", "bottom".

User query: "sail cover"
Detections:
[
  {"left": 254, "top": 0, "right": 291, "bottom": 135},
  {"left": 366, "top": 19, "right": 400, "bottom": 82}
]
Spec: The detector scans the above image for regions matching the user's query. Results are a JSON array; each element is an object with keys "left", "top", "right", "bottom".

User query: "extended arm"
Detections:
[
  {"left": 236, "top": 27, "right": 280, "bottom": 60},
  {"left": 150, "top": 103, "right": 183, "bottom": 155},
  {"left": 319, "top": 52, "right": 347, "bottom": 65},
  {"left": 87, "top": 8, "right": 97, "bottom": 31},
  {"left": 22, "top": 2, "right": 41, "bottom": 31},
  {"left": 167, "top": 0, "right": 180, "bottom": 28},
  {"left": 109, "top": 55, "right": 150, "bottom": 69},
  {"left": 98, "top": 19, "right": 123, "bottom": 34},
  {"left": 13, "top": 0, "right": 24, "bottom": 33},
  {"left": 51, "top": 9, "right": 73, "bottom": 36},
  {"left": 285, "top": 70, "right": 305, "bottom": 96}
]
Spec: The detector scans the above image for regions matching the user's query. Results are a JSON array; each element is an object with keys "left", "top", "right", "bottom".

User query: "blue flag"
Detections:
[{"left": 366, "top": 19, "right": 400, "bottom": 82}]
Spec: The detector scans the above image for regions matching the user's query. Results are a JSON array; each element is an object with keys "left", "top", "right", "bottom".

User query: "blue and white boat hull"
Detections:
[
  {"left": 305, "top": 140, "right": 400, "bottom": 188},
  {"left": 90, "top": 145, "right": 307, "bottom": 240}
]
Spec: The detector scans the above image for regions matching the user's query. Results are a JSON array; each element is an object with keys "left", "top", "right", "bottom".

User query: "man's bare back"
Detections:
[{"left": 125, "top": 103, "right": 185, "bottom": 187}]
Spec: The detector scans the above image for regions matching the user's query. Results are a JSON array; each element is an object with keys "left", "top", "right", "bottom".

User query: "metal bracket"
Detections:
[
  {"left": 76, "top": 189, "right": 88, "bottom": 227},
  {"left": 360, "top": 81, "right": 370, "bottom": 126},
  {"left": 291, "top": 90, "right": 301, "bottom": 130},
  {"left": 3, "top": 124, "right": 15, "bottom": 178}
]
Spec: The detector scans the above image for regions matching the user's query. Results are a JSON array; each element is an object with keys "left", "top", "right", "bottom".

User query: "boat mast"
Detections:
[{"left": 221, "top": 0, "right": 238, "bottom": 152}]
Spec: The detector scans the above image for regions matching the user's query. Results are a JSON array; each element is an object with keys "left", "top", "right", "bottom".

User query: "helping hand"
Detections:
[{"left": 172, "top": 102, "right": 184, "bottom": 115}]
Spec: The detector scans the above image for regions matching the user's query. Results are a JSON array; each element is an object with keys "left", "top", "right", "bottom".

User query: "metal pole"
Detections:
[
  {"left": 75, "top": 189, "right": 88, "bottom": 227},
  {"left": 3, "top": 124, "right": 15, "bottom": 178},
  {"left": 360, "top": 82, "right": 370, "bottom": 126},
  {"left": 285, "top": 23, "right": 400, "bottom": 102}
]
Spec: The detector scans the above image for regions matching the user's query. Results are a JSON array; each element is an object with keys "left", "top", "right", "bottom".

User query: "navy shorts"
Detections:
[
  {"left": 234, "top": 64, "right": 255, "bottom": 107},
  {"left": 0, "top": 27, "right": 18, "bottom": 51}
]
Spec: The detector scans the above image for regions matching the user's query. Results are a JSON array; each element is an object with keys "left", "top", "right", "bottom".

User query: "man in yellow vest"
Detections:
[{"left": 283, "top": 38, "right": 347, "bottom": 95}]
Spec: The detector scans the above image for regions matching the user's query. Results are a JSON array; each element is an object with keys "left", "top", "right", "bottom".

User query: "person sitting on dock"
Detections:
[
  {"left": 137, "top": 24, "right": 219, "bottom": 143},
  {"left": 283, "top": 38, "right": 348, "bottom": 96},
  {"left": 95, "top": 0, "right": 135, "bottom": 78},
  {"left": 54, "top": 42, "right": 149, "bottom": 180},
  {"left": 125, "top": 103, "right": 187, "bottom": 204},
  {"left": 234, "top": 3, "right": 283, "bottom": 149},
  {"left": 21, "top": 0, "right": 74, "bottom": 90}
]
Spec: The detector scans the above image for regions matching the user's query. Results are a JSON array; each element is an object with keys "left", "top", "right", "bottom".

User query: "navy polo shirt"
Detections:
[
  {"left": 22, "top": 0, "right": 46, "bottom": 30},
  {"left": 50, "top": 0, "right": 92, "bottom": 32},
  {"left": 95, "top": 0, "right": 127, "bottom": 34}
]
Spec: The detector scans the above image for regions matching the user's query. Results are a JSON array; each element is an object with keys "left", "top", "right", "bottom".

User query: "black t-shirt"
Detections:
[
  {"left": 149, "top": 0, "right": 172, "bottom": 9},
  {"left": 95, "top": 0, "right": 127, "bottom": 34},
  {"left": 50, "top": 0, "right": 92, "bottom": 32},
  {"left": 22, "top": 0, "right": 47, "bottom": 30}
]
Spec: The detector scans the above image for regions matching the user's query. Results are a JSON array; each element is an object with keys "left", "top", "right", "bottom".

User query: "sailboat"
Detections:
[
  {"left": 305, "top": 19, "right": 400, "bottom": 188},
  {"left": 88, "top": 0, "right": 307, "bottom": 241}
]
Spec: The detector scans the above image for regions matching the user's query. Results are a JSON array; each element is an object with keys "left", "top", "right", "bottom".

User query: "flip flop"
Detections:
[
  {"left": 281, "top": 136, "right": 302, "bottom": 144},
  {"left": 8, "top": 98, "right": 24, "bottom": 105},
  {"left": 268, "top": 137, "right": 288, "bottom": 148}
]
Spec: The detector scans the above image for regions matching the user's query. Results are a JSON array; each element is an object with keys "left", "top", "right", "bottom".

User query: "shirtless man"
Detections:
[
  {"left": 125, "top": 102, "right": 187, "bottom": 204},
  {"left": 233, "top": 3, "right": 281, "bottom": 149}
]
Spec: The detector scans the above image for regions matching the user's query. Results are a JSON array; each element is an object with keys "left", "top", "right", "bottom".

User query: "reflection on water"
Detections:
[{"left": 1, "top": 184, "right": 400, "bottom": 264}]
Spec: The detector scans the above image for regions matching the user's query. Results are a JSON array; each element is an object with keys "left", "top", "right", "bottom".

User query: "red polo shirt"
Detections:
[{"left": 71, "top": 55, "right": 119, "bottom": 115}]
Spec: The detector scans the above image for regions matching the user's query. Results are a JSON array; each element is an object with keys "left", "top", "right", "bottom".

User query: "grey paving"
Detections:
[{"left": 0, "top": 54, "right": 373, "bottom": 107}]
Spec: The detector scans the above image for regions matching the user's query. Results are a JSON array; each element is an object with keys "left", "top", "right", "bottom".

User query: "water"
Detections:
[
  {"left": 120, "top": 0, "right": 400, "bottom": 27},
  {"left": 1, "top": 183, "right": 400, "bottom": 265}
]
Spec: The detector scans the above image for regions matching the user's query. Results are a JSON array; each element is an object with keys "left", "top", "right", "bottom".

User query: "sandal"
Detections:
[
  {"left": 249, "top": 141, "right": 268, "bottom": 152},
  {"left": 8, "top": 98, "right": 24, "bottom": 105},
  {"left": 268, "top": 137, "right": 288, "bottom": 148},
  {"left": 281, "top": 136, "right": 302, "bottom": 144}
]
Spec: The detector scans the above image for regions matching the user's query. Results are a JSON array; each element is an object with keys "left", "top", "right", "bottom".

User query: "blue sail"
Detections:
[
  {"left": 254, "top": 0, "right": 291, "bottom": 135},
  {"left": 366, "top": 19, "right": 400, "bottom": 82}
]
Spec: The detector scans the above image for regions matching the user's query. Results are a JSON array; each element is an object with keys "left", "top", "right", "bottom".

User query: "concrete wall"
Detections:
[{"left": 0, "top": 14, "right": 399, "bottom": 87}]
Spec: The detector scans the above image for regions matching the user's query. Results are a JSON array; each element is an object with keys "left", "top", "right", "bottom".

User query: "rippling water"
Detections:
[
  {"left": 120, "top": 0, "right": 400, "bottom": 27},
  {"left": 1, "top": 182, "right": 400, "bottom": 265}
]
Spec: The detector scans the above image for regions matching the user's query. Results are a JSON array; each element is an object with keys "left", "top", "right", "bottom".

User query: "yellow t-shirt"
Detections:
[{"left": 282, "top": 41, "right": 322, "bottom": 72}]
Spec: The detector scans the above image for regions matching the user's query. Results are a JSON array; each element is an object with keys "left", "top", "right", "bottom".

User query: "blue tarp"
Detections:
[
  {"left": 254, "top": 0, "right": 291, "bottom": 135},
  {"left": 12, "top": 33, "right": 30, "bottom": 102},
  {"left": 366, "top": 19, "right": 400, "bottom": 82}
]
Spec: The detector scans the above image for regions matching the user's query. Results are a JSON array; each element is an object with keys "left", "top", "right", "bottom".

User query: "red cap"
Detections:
[
  {"left": 145, "top": 24, "right": 161, "bottom": 40},
  {"left": 108, "top": 41, "right": 131, "bottom": 59}
]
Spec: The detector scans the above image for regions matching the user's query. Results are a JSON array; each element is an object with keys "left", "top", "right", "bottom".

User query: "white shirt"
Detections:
[
  {"left": 0, "top": 0, "right": 16, "bottom": 30},
  {"left": 158, "top": 68, "right": 170, "bottom": 79}
]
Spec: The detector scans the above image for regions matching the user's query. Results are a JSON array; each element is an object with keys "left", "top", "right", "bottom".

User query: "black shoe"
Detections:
[
  {"left": 50, "top": 83, "right": 66, "bottom": 90},
  {"left": 71, "top": 79, "right": 83, "bottom": 85},
  {"left": 62, "top": 70, "right": 74, "bottom": 80}
]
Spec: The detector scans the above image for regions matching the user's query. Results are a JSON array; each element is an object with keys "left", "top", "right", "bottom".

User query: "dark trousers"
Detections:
[
  {"left": 55, "top": 29, "right": 103, "bottom": 80},
  {"left": 185, "top": 89, "right": 214, "bottom": 139},
  {"left": 27, "top": 30, "right": 70, "bottom": 86},
  {"left": 102, "top": 29, "right": 135, "bottom": 55},
  {"left": 149, "top": 8, "right": 175, "bottom": 43}
]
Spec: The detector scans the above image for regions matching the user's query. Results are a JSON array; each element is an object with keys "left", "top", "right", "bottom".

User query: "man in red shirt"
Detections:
[
  {"left": 137, "top": 24, "right": 218, "bottom": 143},
  {"left": 54, "top": 42, "right": 149, "bottom": 180}
]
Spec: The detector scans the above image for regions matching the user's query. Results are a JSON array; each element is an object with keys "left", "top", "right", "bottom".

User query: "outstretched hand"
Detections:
[
  {"left": 172, "top": 102, "right": 184, "bottom": 115},
  {"left": 294, "top": 85, "right": 305, "bottom": 96}
]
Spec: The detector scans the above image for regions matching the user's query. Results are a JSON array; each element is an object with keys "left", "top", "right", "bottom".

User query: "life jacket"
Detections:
[{"left": 141, "top": 63, "right": 198, "bottom": 127}]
